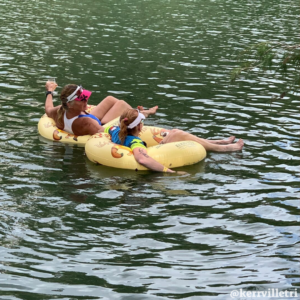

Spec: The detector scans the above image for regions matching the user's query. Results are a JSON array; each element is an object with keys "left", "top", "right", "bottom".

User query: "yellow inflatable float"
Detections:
[
  {"left": 85, "top": 129, "right": 206, "bottom": 171},
  {"left": 38, "top": 105, "right": 100, "bottom": 145},
  {"left": 38, "top": 105, "right": 207, "bottom": 170}
]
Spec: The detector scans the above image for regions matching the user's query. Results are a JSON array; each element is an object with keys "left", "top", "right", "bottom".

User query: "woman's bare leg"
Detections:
[
  {"left": 207, "top": 136, "right": 236, "bottom": 144},
  {"left": 161, "top": 129, "right": 244, "bottom": 152},
  {"left": 140, "top": 106, "right": 158, "bottom": 118},
  {"left": 91, "top": 96, "right": 158, "bottom": 124},
  {"left": 100, "top": 104, "right": 158, "bottom": 124},
  {"left": 91, "top": 96, "right": 132, "bottom": 124},
  {"left": 91, "top": 96, "right": 123, "bottom": 119},
  {"left": 101, "top": 100, "right": 133, "bottom": 124}
]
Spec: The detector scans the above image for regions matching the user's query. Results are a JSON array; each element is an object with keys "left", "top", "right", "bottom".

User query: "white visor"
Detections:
[
  {"left": 127, "top": 112, "right": 145, "bottom": 129},
  {"left": 66, "top": 85, "right": 82, "bottom": 102}
]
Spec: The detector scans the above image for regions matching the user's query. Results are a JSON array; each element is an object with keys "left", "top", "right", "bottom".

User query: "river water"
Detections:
[{"left": 0, "top": 0, "right": 299, "bottom": 299}]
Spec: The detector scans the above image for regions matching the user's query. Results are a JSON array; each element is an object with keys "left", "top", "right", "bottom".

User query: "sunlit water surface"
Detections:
[{"left": 0, "top": 0, "right": 299, "bottom": 299}]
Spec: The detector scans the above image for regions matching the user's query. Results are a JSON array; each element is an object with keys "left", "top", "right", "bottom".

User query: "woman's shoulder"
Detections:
[
  {"left": 125, "top": 135, "right": 143, "bottom": 144},
  {"left": 105, "top": 125, "right": 120, "bottom": 134},
  {"left": 47, "top": 105, "right": 62, "bottom": 120}
]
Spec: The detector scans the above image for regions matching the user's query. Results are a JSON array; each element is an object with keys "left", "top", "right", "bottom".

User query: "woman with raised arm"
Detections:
[
  {"left": 44, "top": 81, "right": 158, "bottom": 136},
  {"left": 105, "top": 109, "right": 244, "bottom": 173}
]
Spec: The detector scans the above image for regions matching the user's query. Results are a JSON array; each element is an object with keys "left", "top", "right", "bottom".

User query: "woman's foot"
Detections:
[
  {"left": 141, "top": 106, "right": 158, "bottom": 117},
  {"left": 225, "top": 136, "right": 236, "bottom": 144},
  {"left": 226, "top": 139, "right": 244, "bottom": 151},
  {"left": 207, "top": 136, "right": 236, "bottom": 145},
  {"left": 218, "top": 136, "right": 236, "bottom": 144}
]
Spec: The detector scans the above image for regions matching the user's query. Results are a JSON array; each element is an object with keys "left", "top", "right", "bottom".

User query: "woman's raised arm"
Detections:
[{"left": 44, "top": 81, "right": 60, "bottom": 118}]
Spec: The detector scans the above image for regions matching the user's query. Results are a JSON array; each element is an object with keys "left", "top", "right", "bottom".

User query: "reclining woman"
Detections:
[
  {"left": 105, "top": 108, "right": 244, "bottom": 173},
  {"left": 44, "top": 81, "right": 158, "bottom": 136}
]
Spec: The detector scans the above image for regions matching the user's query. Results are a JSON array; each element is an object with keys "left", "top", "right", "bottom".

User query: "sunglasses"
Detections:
[{"left": 67, "top": 85, "right": 84, "bottom": 102}]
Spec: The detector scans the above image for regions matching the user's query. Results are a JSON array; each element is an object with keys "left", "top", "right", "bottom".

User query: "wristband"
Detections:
[
  {"left": 45, "top": 91, "right": 53, "bottom": 97},
  {"left": 162, "top": 166, "right": 168, "bottom": 172}
]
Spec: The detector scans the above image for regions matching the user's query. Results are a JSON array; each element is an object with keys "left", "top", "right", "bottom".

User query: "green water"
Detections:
[{"left": 0, "top": 0, "right": 299, "bottom": 299}]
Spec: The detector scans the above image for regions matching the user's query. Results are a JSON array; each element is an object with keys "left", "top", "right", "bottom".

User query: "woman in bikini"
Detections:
[
  {"left": 105, "top": 108, "right": 244, "bottom": 173},
  {"left": 44, "top": 81, "right": 158, "bottom": 136}
]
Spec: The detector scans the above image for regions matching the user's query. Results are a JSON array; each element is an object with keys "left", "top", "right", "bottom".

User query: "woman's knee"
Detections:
[
  {"left": 115, "top": 99, "right": 131, "bottom": 109},
  {"left": 118, "top": 100, "right": 127, "bottom": 106},
  {"left": 171, "top": 129, "right": 190, "bottom": 142},
  {"left": 166, "top": 129, "right": 181, "bottom": 140},
  {"left": 170, "top": 129, "right": 184, "bottom": 136},
  {"left": 102, "top": 96, "right": 119, "bottom": 105}
]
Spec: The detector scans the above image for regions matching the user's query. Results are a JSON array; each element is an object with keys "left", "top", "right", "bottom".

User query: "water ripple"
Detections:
[{"left": 0, "top": 0, "right": 299, "bottom": 299}]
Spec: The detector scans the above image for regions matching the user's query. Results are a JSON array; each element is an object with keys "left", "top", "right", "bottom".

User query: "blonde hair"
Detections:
[
  {"left": 118, "top": 109, "right": 139, "bottom": 144},
  {"left": 57, "top": 84, "right": 78, "bottom": 122}
]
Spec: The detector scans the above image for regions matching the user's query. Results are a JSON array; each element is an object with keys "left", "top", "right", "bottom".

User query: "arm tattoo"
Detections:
[{"left": 139, "top": 148, "right": 150, "bottom": 158}]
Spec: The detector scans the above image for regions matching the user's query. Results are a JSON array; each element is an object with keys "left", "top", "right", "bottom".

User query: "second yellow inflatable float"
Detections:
[{"left": 85, "top": 128, "right": 206, "bottom": 171}]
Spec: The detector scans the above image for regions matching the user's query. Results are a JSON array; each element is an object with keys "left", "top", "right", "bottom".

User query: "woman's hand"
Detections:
[
  {"left": 166, "top": 169, "right": 189, "bottom": 175},
  {"left": 175, "top": 171, "right": 189, "bottom": 175},
  {"left": 133, "top": 147, "right": 189, "bottom": 174},
  {"left": 45, "top": 81, "right": 58, "bottom": 92}
]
